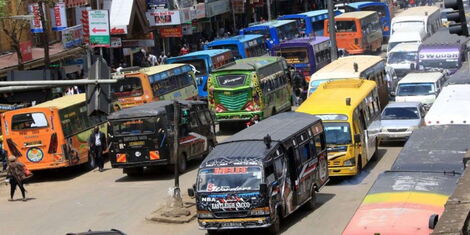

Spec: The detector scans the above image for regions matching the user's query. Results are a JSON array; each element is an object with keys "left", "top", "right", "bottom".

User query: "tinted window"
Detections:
[
  {"left": 336, "top": 20, "right": 357, "bottom": 32},
  {"left": 12, "top": 113, "right": 48, "bottom": 131},
  {"left": 382, "top": 107, "right": 420, "bottom": 120},
  {"left": 216, "top": 74, "right": 247, "bottom": 87},
  {"left": 111, "top": 77, "right": 143, "bottom": 98}
]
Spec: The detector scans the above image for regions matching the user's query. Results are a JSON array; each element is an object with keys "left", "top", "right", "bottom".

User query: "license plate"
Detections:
[
  {"left": 221, "top": 222, "right": 242, "bottom": 227},
  {"left": 129, "top": 141, "right": 145, "bottom": 146}
]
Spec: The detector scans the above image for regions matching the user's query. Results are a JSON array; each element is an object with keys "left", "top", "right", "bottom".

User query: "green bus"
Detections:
[{"left": 207, "top": 56, "right": 293, "bottom": 127}]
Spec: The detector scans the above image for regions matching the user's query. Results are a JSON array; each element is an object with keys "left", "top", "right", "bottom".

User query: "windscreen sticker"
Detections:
[{"left": 214, "top": 167, "right": 248, "bottom": 174}]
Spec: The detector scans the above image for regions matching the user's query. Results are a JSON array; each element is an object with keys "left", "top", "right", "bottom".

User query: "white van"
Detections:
[
  {"left": 394, "top": 71, "right": 446, "bottom": 109},
  {"left": 386, "top": 42, "right": 420, "bottom": 78},
  {"left": 391, "top": 6, "right": 441, "bottom": 37},
  {"left": 425, "top": 84, "right": 470, "bottom": 125},
  {"left": 387, "top": 31, "right": 425, "bottom": 53}
]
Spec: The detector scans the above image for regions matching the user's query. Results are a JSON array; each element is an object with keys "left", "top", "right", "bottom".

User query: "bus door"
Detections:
[{"left": 294, "top": 138, "right": 316, "bottom": 204}]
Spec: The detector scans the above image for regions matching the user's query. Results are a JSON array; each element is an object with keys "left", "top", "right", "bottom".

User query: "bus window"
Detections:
[
  {"left": 153, "top": 78, "right": 179, "bottom": 96},
  {"left": 336, "top": 21, "right": 357, "bottom": 32},
  {"left": 112, "top": 118, "right": 156, "bottom": 136},
  {"left": 323, "top": 122, "right": 352, "bottom": 145},
  {"left": 11, "top": 113, "right": 48, "bottom": 130},
  {"left": 246, "top": 44, "right": 267, "bottom": 58},
  {"left": 278, "top": 47, "right": 309, "bottom": 64},
  {"left": 180, "top": 59, "right": 208, "bottom": 76},
  {"left": 111, "top": 77, "right": 143, "bottom": 98},
  {"left": 277, "top": 22, "right": 298, "bottom": 40},
  {"left": 210, "top": 45, "right": 240, "bottom": 59},
  {"left": 245, "top": 29, "right": 270, "bottom": 39}
]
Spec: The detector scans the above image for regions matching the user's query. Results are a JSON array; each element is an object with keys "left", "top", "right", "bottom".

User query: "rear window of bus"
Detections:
[
  {"left": 111, "top": 77, "right": 143, "bottom": 98},
  {"left": 336, "top": 21, "right": 357, "bottom": 32},
  {"left": 11, "top": 112, "right": 48, "bottom": 131}
]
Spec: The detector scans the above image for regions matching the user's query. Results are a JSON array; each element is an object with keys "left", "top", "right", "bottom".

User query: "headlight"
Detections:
[
  {"left": 250, "top": 207, "right": 270, "bottom": 216},
  {"left": 198, "top": 211, "right": 214, "bottom": 218},
  {"left": 343, "top": 158, "right": 356, "bottom": 166}
]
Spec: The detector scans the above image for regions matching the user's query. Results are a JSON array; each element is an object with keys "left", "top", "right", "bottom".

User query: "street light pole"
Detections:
[
  {"left": 328, "top": 0, "right": 338, "bottom": 60},
  {"left": 267, "top": 0, "right": 272, "bottom": 21}
]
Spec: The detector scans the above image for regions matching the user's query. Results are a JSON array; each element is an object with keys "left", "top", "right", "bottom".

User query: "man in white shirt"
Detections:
[{"left": 88, "top": 127, "right": 107, "bottom": 172}]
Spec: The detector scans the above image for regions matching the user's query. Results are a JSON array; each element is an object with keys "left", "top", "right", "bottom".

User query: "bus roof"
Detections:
[
  {"left": 208, "top": 34, "right": 264, "bottom": 46},
  {"left": 297, "top": 79, "right": 377, "bottom": 119},
  {"left": 278, "top": 9, "right": 340, "bottom": 21},
  {"left": 107, "top": 100, "right": 207, "bottom": 120},
  {"left": 35, "top": 94, "right": 85, "bottom": 110},
  {"left": 138, "top": 64, "right": 189, "bottom": 76},
  {"left": 278, "top": 36, "right": 329, "bottom": 47},
  {"left": 346, "top": 1, "right": 386, "bottom": 9},
  {"left": 445, "top": 62, "right": 470, "bottom": 86},
  {"left": 213, "top": 56, "right": 282, "bottom": 72},
  {"left": 395, "top": 6, "right": 439, "bottom": 17},
  {"left": 335, "top": 11, "right": 376, "bottom": 19},
  {"left": 168, "top": 49, "right": 230, "bottom": 59},
  {"left": 398, "top": 72, "right": 443, "bottom": 84},
  {"left": 245, "top": 20, "right": 296, "bottom": 29},
  {"left": 391, "top": 125, "right": 470, "bottom": 174},
  {"left": 389, "top": 42, "right": 420, "bottom": 53},
  {"left": 424, "top": 85, "right": 470, "bottom": 126},
  {"left": 421, "top": 28, "right": 469, "bottom": 46},
  {"left": 311, "top": 55, "right": 383, "bottom": 80},
  {"left": 200, "top": 112, "right": 321, "bottom": 167}
]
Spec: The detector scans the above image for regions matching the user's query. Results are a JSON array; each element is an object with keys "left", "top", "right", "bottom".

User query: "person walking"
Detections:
[
  {"left": 88, "top": 127, "right": 107, "bottom": 172},
  {"left": 6, "top": 156, "right": 27, "bottom": 201}
]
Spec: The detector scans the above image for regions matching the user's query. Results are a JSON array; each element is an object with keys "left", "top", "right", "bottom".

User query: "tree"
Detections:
[{"left": 0, "top": 0, "right": 31, "bottom": 70}]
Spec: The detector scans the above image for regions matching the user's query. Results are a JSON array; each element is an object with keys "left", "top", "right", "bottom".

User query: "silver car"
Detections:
[{"left": 379, "top": 102, "right": 425, "bottom": 142}]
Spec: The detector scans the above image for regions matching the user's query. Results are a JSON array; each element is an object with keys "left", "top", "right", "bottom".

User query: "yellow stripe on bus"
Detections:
[{"left": 363, "top": 192, "right": 448, "bottom": 207}]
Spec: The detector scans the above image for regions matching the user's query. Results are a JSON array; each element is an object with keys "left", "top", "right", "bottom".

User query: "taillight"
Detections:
[
  {"left": 6, "top": 139, "right": 21, "bottom": 157},
  {"left": 48, "top": 133, "right": 58, "bottom": 154},
  {"left": 215, "top": 104, "right": 227, "bottom": 113},
  {"left": 149, "top": 151, "right": 160, "bottom": 160},
  {"left": 384, "top": 26, "right": 389, "bottom": 31},
  {"left": 116, "top": 153, "right": 127, "bottom": 163}
]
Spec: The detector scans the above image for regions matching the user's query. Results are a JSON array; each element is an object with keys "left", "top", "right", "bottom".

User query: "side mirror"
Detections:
[
  {"left": 354, "top": 134, "right": 361, "bottom": 143},
  {"left": 188, "top": 184, "right": 196, "bottom": 197},
  {"left": 390, "top": 91, "right": 396, "bottom": 97},
  {"left": 260, "top": 183, "right": 268, "bottom": 195}
]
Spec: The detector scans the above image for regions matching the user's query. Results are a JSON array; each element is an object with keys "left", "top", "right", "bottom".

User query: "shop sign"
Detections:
[
  {"left": 182, "top": 24, "right": 192, "bottom": 35},
  {"left": 110, "top": 37, "right": 122, "bottom": 48},
  {"left": 250, "top": 0, "right": 264, "bottom": 7},
  {"left": 88, "top": 10, "right": 111, "bottom": 47},
  {"left": 191, "top": 3, "right": 206, "bottom": 19},
  {"left": 66, "top": 0, "right": 89, "bottom": 8},
  {"left": 181, "top": 8, "right": 192, "bottom": 23},
  {"left": 121, "top": 39, "right": 155, "bottom": 48},
  {"left": 62, "top": 25, "right": 83, "bottom": 49},
  {"left": 206, "top": 0, "right": 230, "bottom": 18},
  {"left": 29, "top": 3, "right": 44, "bottom": 33},
  {"left": 232, "top": 0, "right": 245, "bottom": 14},
  {"left": 146, "top": 10, "right": 182, "bottom": 26},
  {"left": 159, "top": 26, "right": 183, "bottom": 38},
  {"left": 50, "top": 3, "right": 68, "bottom": 31},
  {"left": 20, "top": 41, "right": 33, "bottom": 62}
]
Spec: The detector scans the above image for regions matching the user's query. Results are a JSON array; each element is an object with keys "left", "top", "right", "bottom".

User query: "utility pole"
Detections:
[
  {"left": 328, "top": 0, "right": 338, "bottom": 60},
  {"left": 267, "top": 0, "right": 272, "bottom": 21},
  {"left": 37, "top": 1, "right": 50, "bottom": 69},
  {"left": 173, "top": 100, "right": 180, "bottom": 189}
]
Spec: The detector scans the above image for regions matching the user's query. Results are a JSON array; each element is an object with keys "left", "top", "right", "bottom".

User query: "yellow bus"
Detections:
[
  {"left": 308, "top": 55, "right": 388, "bottom": 108},
  {"left": 111, "top": 64, "right": 198, "bottom": 109},
  {"left": 1, "top": 94, "right": 107, "bottom": 171},
  {"left": 297, "top": 79, "right": 381, "bottom": 176}
]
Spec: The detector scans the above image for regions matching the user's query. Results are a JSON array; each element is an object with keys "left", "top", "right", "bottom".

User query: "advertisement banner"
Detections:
[
  {"left": 206, "top": 0, "right": 230, "bottom": 18},
  {"left": 29, "top": 3, "right": 44, "bottom": 33},
  {"left": 181, "top": 8, "right": 192, "bottom": 23},
  {"left": 20, "top": 41, "right": 33, "bottom": 62},
  {"left": 88, "top": 10, "right": 110, "bottom": 47},
  {"left": 159, "top": 26, "right": 183, "bottom": 38},
  {"left": 62, "top": 25, "right": 83, "bottom": 49},
  {"left": 191, "top": 3, "right": 206, "bottom": 19},
  {"left": 232, "top": 0, "right": 245, "bottom": 14},
  {"left": 50, "top": 2, "right": 68, "bottom": 31},
  {"left": 110, "top": 37, "right": 122, "bottom": 48},
  {"left": 146, "top": 10, "right": 182, "bottom": 26},
  {"left": 66, "top": 0, "right": 89, "bottom": 8}
]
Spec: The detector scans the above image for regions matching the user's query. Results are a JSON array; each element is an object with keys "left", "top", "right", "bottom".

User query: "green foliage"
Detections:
[{"left": 0, "top": 0, "right": 6, "bottom": 18}]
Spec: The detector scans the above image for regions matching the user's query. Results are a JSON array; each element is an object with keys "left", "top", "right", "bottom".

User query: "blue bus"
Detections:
[
  {"left": 239, "top": 20, "right": 299, "bottom": 49},
  {"left": 345, "top": 1, "right": 391, "bottom": 39},
  {"left": 166, "top": 49, "right": 235, "bottom": 98},
  {"left": 204, "top": 34, "right": 267, "bottom": 59},
  {"left": 278, "top": 9, "right": 341, "bottom": 36}
]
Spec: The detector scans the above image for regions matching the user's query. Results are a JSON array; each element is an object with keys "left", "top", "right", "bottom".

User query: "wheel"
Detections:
[
  {"left": 304, "top": 190, "right": 317, "bottom": 211},
  {"left": 268, "top": 212, "right": 281, "bottom": 234},
  {"left": 357, "top": 156, "right": 362, "bottom": 173},
  {"left": 178, "top": 153, "right": 187, "bottom": 174},
  {"left": 125, "top": 167, "right": 144, "bottom": 177}
]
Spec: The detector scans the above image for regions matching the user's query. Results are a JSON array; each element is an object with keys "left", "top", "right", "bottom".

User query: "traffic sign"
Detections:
[{"left": 88, "top": 10, "right": 110, "bottom": 47}]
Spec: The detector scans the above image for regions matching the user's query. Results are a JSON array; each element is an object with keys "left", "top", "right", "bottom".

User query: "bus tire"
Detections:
[
  {"left": 304, "top": 190, "right": 316, "bottom": 211},
  {"left": 178, "top": 153, "right": 187, "bottom": 174},
  {"left": 357, "top": 155, "right": 363, "bottom": 173},
  {"left": 125, "top": 167, "right": 144, "bottom": 177},
  {"left": 268, "top": 211, "right": 281, "bottom": 234}
]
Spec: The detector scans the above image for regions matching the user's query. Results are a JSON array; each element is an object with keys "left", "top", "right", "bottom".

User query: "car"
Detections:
[{"left": 378, "top": 102, "right": 425, "bottom": 143}]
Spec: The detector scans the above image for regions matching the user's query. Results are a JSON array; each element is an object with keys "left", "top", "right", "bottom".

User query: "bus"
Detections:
[
  {"left": 278, "top": 9, "right": 341, "bottom": 36},
  {"left": 325, "top": 11, "right": 383, "bottom": 54},
  {"left": 345, "top": 1, "right": 392, "bottom": 39},
  {"left": 308, "top": 55, "right": 388, "bottom": 107},
  {"left": 272, "top": 36, "right": 331, "bottom": 82},
  {"left": 207, "top": 56, "right": 292, "bottom": 127},
  {"left": 239, "top": 20, "right": 299, "bottom": 49},
  {"left": 111, "top": 64, "right": 199, "bottom": 109},
  {"left": 343, "top": 125, "right": 470, "bottom": 235},
  {"left": 191, "top": 112, "right": 329, "bottom": 234},
  {"left": 424, "top": 84, "right": 470, "bottom": 126},
  {"left": 391, "top": 6, "right": 441, "bottom": 37},
  {"left": 204, "top": 35, "right": 267, "bottom": 60},
  {"left": 1, "top": 94, "right": 107, "bottom": 171},
  {"left": 297, "top": 79, "right": 381, "bottom": 177}
]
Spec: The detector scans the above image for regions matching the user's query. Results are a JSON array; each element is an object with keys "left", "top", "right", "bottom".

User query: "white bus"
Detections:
[
  {"left": 425, "top": 84, "right": 470, "bottom": 126},
  {"left": 391, "top": 6, "right": 441, "bottom": 37}
]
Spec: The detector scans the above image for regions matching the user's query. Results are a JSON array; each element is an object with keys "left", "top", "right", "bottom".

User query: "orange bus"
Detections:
[
  {"left": 325, "top": 11, "right": 383, "bottom": 54},
  {"left": 1, "top": 94, "right": 107, "bottom": 171},
  {"left": 111, "top": 64, "right": 198, "bottom": 109}
]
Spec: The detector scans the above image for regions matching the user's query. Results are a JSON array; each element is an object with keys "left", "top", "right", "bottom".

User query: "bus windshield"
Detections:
[
  {"left": 277, "top": 22, "right": 298, "bottom": 40},
  {"left": 388, "top": 51, "right": 417, "bottom": 64},
  {"left": 12, "top": 112, "right": 48, "bottom": 130},
  {"left": 397, "top": 83, "right": 435, "bottom": 96},
  {"left": 197, "top": 166, "right": 262, "bottom": 192},
  {"left": 278, "top": 47, "right": 309, "bottom": 64},
  {"left": 180, "top": 59, "right": 208, "bottom": 76},
  {"left": 392, "top": 21, "right": 424, "bottom": 33},
  {"left": 209, "top": 45, "right": 240, "bottom": 59},
  {"left": 323, "top": 122, "right": 352, "bottom": 145},
  {"left": 245, "top": 29, "right": 270, "bottom": 38},
  {"left": 112, "top": 118, "right": 156, "bottom": 136},
  {"left": 336, "top": 21, "right": 357, "bottom": 32},
  {"left": 111, "top": 77, "right": 143, "bottom": 98}
]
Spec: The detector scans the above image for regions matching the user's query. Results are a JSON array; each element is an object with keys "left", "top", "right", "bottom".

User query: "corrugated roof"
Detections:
[
  {"left": 35, "top": 94, "right": 86, "bottom": 109},
  {"left": 107, "top": 100, "right": 206, "bottom": 120}
]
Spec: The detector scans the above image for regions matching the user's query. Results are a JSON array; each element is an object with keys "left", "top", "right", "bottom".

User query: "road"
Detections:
[{"left": 0, "top": 129, "right": 402, "bottom": 235}]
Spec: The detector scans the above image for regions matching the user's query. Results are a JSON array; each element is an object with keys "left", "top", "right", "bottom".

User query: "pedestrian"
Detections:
[
  {"left": 179, "top": 45, "right": 189, "bottom": 55},
  {"left": 88, "top": 126, "right": 107, "bottom": 172},
  {"left": 6, "top": 156, "right": 27, "bottom": 201},
  {"left": 147, "top": 53, "right": 158, "bottom": 66},
  {"left": 0, "top": 142, "right": 6, "bottom": 172},
  {"left": 409, "top": 0, "right": 415, "bottom": 7}
]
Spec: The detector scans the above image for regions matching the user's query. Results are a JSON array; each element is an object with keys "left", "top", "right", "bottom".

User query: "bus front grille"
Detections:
[{"left": 216, "top": 91, "right": 249, "bottom": 111}]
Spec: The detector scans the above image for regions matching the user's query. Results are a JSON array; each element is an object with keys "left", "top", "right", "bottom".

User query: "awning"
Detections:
[{"left": 109, "top": 0, "right": 134, "bottom": 35}]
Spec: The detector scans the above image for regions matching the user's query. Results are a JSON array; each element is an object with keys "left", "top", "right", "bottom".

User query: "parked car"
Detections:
[{"left": 378, "top": 102, "right": 425, "bottom": 143}]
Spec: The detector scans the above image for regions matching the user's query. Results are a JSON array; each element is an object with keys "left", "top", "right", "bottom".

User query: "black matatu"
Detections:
[
  {"left": 189, "top": 112, "right": 329, "bottom": 234},
  {"left": 107, "top": 100, "right": 216, "bottom": 176}
]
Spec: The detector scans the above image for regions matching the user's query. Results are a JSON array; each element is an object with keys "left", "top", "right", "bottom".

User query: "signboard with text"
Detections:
[
  {"left": 88, "top": 10, "right": 110, "bottom": 47},
  {"left": 50, "top": 2, "right": 68, "bottom": 31},
  {"left": 29, "top": 3, "right": 44, "bottom": 33},
  {"left": 20, "top": 41, "right": 33, "bottom": 62},
  {"left": 191, "top": 3, "right": 206, "bottom": 19},
  {"left": 62, "top": 25, "right": 83, "bottom": 49},
  {"left": 146, "top": 10, "right": 182, "bottom": 26},
  {"left": 206, "top": 0, "right": 230, "bottom": 18},
  {"left": 159, "top": 27, "right": 183, "bottom": 38}
]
